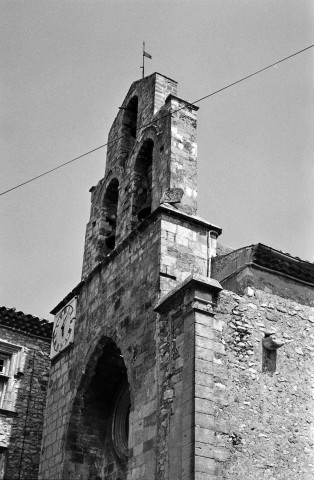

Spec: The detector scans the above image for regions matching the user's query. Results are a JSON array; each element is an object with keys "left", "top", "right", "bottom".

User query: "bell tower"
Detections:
[
  {"left": 39, "top": 73, "right": 222, "bottom": 480},
  {"left": 81, "top": 73, "right": 200, "bottom": 278}
]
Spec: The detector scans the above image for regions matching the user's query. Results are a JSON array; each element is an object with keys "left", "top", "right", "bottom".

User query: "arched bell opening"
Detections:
[
  {"left": 98, "top": 178, "right": 119, "bottom": 258},
  {"left": 64, "top": 338, "right": 131, "bottom": 480},
  {"left": 121, "top": 96, "right": 138, "bottom": 156},
  {"left": 132, "top": 139, "right": 154, "bottom": 227}
]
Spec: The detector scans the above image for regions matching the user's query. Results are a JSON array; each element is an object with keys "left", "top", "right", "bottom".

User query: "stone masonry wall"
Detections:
[
  {"left": 154, "top": 275, "right": 225, "bottom": 480},
  {"left": 152, "top": 276, "right": 314, "bottom": 479},
  {"left": 160, "top": 213, "right": 211, "bottom": 294},
  {"left": 39, "top": 216, "right": 162, "bottom": 480},
  {"left": 0, "top": 327, "right": 50, "bottom": 480},
  {"left": 168, "top": 96, "right": 198, "bottom": 215},
  {"left": 214, "top": 287, "right": 314, "bottom": 479},
  {"left": 39, "top": 207, "right": 221, "bottom": 480}
]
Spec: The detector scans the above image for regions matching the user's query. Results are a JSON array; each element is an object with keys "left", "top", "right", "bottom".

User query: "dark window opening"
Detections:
[
  {"left": 262, "top": 346, "right": 277, "bottom": 373},
  {"left": 122, "top": 96, "right": 138, "bottom": 156},
  {"left": 132, "top": 139, "right": 153, "bottom": 225},
  {"left": 262, "top": 334, "right": 277, "bottom": 373},
  {"left": 100, "top": 179, "right": 119, "bottom": 256}
]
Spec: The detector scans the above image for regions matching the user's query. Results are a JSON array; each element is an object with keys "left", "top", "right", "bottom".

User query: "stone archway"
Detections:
[{"left": 63, "top": 338, "right": 131, "bottom": 480}]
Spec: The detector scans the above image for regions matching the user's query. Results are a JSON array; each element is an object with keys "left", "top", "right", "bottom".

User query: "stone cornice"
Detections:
[
  {"left": 51, "top": 207, "right": 221, "bottom": 314},
  {"left": 165, "top": 94, "right": 199, "bottom": 111},
  {"left": 154, "top": 274, "right": 222, "bottom": 314}
]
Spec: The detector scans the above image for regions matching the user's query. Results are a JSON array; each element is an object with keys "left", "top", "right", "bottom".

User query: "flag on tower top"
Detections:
[{"left": 141, "top": 42, "right": 152, "bottom": 78}]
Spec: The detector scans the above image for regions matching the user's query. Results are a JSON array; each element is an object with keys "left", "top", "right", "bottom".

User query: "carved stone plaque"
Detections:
[{"left": 162, "top": 188, "right": 184, "bottom": 204}]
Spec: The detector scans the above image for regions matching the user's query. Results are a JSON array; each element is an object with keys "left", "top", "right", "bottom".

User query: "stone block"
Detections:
[
  {"left": 195, "top": 455, "right": 216, "bottom": 474},
  {"left": 195, "top": 322, "right": 214, "bottom": 339},
  {"left": 195, "top": 346, "right": 214, "bottom": 362},
  {"left": 195, "top": 398, "right": 214, "bottom": 416}
]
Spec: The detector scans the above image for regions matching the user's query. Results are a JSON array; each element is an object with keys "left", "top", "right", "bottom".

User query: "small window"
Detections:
[
  {"left": 0, "top": 342, "right": 25, "bottom": 411},
  {"left": 0, "top": 354, "right": 12, "bottom": 410},
  {"left": 0, "top": 355, "right": 10, "bottom": 376},
  {"left": 262, "top": 345, "right": 277, "bottom": 373},
  {"left": 262, "top": 333, "right": 284, "bottom": 373}
]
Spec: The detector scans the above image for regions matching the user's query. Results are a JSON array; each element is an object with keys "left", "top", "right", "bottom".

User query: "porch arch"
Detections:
[{"left": 63, "top": 337, "right": 131, "bottom": 480}]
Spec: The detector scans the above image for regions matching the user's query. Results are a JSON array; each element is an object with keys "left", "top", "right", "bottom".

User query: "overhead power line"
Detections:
[{"left": 1, "top": 43, "right": 313, "bottom": 197}]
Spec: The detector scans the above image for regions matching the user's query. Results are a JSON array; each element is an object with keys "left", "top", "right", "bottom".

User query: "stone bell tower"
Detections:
[
  {"left": 81, "top": 73, "right": 202, "bottom": 280},
  {"left": 39, "top": 73, "right": 222, "bottom": 480}
]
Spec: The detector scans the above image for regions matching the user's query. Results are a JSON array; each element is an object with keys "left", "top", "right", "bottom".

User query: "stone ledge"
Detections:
[
  {"left": 0, "top": 408, "right": 18, "bottom": 418},
  {"left": 154, "top": 274, "right": 222, "bottom": 314},
  {"left": 159, "top": 204, "right": 222, "bottom": 236},
  {"left": 165, "top": 94, "right": 199, "bottom": 111}
]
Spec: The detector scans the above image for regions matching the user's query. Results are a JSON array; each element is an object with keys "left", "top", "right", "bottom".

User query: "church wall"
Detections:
[
  {"left": 39, "top": 216, "right": 162, "bottom": 480},
  {"left": 153, "top": 279, "right": 314, "bottom": 479},
  {"left": 39, "top": 206, "right": 221, "bottom": 480},
  {"left": 215, "top": 288, "right": 314, "bottom": 479},
  {"left": 159, "top": 215, "right": 210, "bottom": 295}
]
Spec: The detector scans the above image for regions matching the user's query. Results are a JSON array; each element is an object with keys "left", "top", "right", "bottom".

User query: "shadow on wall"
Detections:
[{"left": 63, "top": 337, "right": 131, "bottom": 480}]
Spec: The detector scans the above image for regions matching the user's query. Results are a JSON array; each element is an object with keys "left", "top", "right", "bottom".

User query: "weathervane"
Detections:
[{"left": 141, "top": 41, "right": 152, "bottom": 79}]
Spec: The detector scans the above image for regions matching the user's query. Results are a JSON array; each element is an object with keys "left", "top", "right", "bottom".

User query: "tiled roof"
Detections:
[
  {"left": 252, "top": 243, "right": 314, "bottom": 285},
  {"left": 213, "top": 243, "right": 314, "bottom": 286},
  {"left": 0, "top": 306, "right": 53, "bottom": 340}
]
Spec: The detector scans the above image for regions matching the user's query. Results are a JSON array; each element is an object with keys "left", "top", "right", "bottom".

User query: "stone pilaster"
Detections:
[{"left": 154, "top": 274, "right": 228, "bottom": 480}]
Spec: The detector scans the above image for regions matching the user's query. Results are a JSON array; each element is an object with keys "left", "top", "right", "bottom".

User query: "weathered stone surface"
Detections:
[
  {"left": 215, "top": 289, "right": 314, "bottom": 480},
  {"left": 0, "top": 312, "right": 51, "bottom": 480}
]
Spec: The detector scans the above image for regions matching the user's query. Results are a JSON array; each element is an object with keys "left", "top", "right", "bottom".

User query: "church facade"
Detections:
[{"left": 37, "top": 73, "right": 314, "bottom": 480}]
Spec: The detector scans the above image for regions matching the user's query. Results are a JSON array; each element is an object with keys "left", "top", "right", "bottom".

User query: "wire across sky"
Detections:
[{"left": 1, "top": 43, "right": 313, "bottom": 197}]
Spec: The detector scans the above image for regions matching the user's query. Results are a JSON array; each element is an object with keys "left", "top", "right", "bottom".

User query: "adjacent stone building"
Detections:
[
  {"left": 0, "top": 307, "right": 52, "bottom": 480},
  {"left": 38, "top": 73, "right": 314, "bottom": 480}
]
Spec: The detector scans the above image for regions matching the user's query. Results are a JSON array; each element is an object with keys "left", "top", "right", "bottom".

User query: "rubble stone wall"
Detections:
[{"left": 215, "top": 287, "right": 314, "bottom": 479}]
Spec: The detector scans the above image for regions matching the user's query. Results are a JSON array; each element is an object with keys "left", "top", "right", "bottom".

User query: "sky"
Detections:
[{"left": 1, "top": 0, "right": 314, "bottom": 321}]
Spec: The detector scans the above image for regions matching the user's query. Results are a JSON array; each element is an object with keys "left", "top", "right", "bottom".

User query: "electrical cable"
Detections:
[{"left": 1, "top": 43, "right": 313, "bottom": 197}]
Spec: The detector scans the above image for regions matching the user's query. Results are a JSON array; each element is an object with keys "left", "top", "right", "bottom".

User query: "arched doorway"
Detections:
[{"left": 63, "top": 338, "right": 131, "bottom": 480}]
